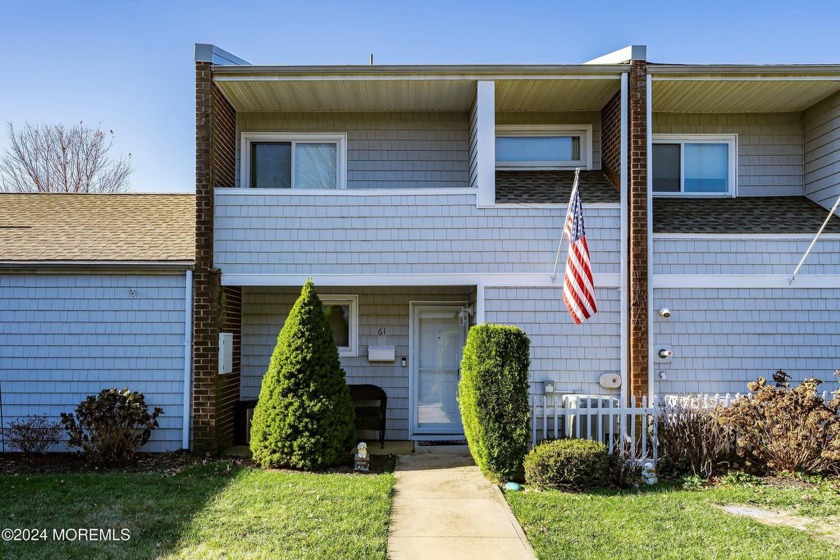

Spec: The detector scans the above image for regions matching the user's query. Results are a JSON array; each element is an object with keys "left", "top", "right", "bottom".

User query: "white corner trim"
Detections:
[
  {"left": 620, "top": 71, "right": 629, "bottom": 407},
  {"left": 475, "top": 283, "right": 486, "bottom": 324},
  {"left": 182, "top": 270, "right": 193, "bottom": 450},
  {"left": 476, "top": 81, "right": 496, "bottom": 207},
  {"left": 653, "top": 274, "right": 840, "bottom": 289},
  {"left": 221, "top": 272, "right": 621, "bottom": 288},
  {"left": 646, "top": 72, "right": 655, "bottom": 402},
  {"left": 239, "top": 131, "right": 348, "bottom": 190}
]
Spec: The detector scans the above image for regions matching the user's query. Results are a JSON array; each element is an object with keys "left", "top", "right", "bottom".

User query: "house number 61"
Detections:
[{"left": 378, "top": 328, "right": 387, "bottom": 336}]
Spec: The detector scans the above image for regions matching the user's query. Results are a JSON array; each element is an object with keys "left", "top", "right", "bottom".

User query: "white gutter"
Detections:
[
  {"left": 646, "top": 73, "right": 655, "bottom": 402},
  {"left": 182, "top": 270, "right": 193, "bottom": 450},
  {"left": 619, "top": 73, "right": 629, "bottom": 407},
  {"left": 0, "top": 261, "right": 194, "bottom": 271}
]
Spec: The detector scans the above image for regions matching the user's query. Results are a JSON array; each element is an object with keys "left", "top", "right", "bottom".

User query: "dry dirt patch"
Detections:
[{"left": 720, "top": 504, "right": 840, "bottom": 545}]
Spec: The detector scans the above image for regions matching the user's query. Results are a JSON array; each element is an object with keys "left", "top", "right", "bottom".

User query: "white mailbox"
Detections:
[
  {"left": 219, "top": 332, "right": 233, "bottom": 375},
  {"left": 368, "top": 345, "right": 395, "bottom": 362}
]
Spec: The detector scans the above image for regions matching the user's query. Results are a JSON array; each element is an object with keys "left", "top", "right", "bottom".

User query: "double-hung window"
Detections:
[
  {"left": 652, "top": 134, "right": 737, "bottom": 196},
  {"left": 495, "top": 125, "right": 592, "bottom": 170},
  {"left": 241, "top": 132, "right": 347, "bottom": 189},
  {"left": 321, "top": 295, "right": 359, "bottom": 357}
]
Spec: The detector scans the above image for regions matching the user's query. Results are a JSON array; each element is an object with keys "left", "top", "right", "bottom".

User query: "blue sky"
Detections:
[{"left": 1, "top": 0, "right": 838, "bottom": 193}]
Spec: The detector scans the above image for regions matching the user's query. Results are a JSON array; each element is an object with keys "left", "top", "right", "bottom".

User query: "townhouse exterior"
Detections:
[{"left": 192, "top": 44, "right": 840, "bottom": 451}]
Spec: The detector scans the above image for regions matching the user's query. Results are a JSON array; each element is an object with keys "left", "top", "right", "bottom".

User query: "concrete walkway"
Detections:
[{"left": 388, "top": 446, "right": 536, "bottom": 560}]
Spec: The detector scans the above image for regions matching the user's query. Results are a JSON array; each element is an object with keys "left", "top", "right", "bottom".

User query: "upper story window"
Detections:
[
  {"left": 495, "top": 125, "right": 592, "bottom": 170},
  {"left": 241, "top": 132, "right": 347, "bottom": 189},
  {"left": 653, "top": 134, "right": 737, "bottom": 196},
  {"left": 321, "top": 295, "right": 358, "bottom": 357}
]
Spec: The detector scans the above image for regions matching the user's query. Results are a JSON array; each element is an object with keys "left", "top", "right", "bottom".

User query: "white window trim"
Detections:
[
  {"left": 321, "top": 294, "right": 358, "bottom": 357},
  {"left": 495, "top": 124, "right": 593, "bottom": 170},
  {"left": 240, "top": 131, "right": 348, "bottom": 190},
  {"left": 652, "top": 133, "right": 737, "bottom": 197}
]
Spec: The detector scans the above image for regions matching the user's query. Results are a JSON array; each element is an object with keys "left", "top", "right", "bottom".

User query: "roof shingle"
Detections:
[
  {"left": 495, "top": 171, "right": 619, "bottom": 204},
  {"left": 0, "top": 194, "right": 195, "bottom": 263},
  {"left": 653, "top": 196, "right": 840, "bottom": 234}
]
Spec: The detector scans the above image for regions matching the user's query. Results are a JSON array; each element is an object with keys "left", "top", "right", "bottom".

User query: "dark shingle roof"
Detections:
[
  {"left": 496, "top": 171, "right": 619, "bottom": 204},
  {"left": 0, "top": 194, "right": 195, "bottom": 262},
  {"left": 653, "top": 196, "right": 840, "bottom": 234}
]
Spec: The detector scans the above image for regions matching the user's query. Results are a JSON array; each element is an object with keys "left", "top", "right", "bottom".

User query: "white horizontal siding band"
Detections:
[
  {"left": 223, "top": 272, "right": 621, "bottom": 288},
  {"left": 216, "top": 187, "right": 477, "bottom": 197},
  {"left": 653, "top": 274, "right": 840, "bottom": 289}
]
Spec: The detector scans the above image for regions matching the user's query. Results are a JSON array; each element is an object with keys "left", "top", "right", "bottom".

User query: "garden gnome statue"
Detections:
[
  {"left": 354, "top": 442, "right": 370, "bottom": 472},
  {"left": 642, "top": 462, "right": 657, "bottom": 485}
]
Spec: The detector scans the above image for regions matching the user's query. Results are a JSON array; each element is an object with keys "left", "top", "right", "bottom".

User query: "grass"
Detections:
[
  {"left": 505, "top": 479, "right": 840, "bottom": 560},
  {"left": 0, "top": 461, "right": 394, "bottom": 560}
]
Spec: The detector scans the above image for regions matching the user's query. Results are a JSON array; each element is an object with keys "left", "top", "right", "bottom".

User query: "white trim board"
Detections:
[
  {"left": 653, "top": 233, "right": 840, "bottom": 240},
  {"left": 182, "top": 270, "right": 193, "bottom": 450},
  {"left": 221, "top": 272, "right": 621, "bottom": 288},
  {"left": 214, "top": 73, "right": 626, "bottom": 83},
  {"left": 216, "top": 187, "right": 477, "bottom": 197},
  {"left": 653, "top": 274, "right": 840, "bottom": 289}
]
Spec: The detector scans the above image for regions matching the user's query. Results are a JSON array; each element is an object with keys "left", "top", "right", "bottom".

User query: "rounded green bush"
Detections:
[
  {"left": 524, "top": 438, "right": 609, "bottom": 490},
  {"left": 250, "top": 280, "right": 355, "bottom": 470},
  {"left": 458, "top": 324, "right": 530, "bottom": 482}
]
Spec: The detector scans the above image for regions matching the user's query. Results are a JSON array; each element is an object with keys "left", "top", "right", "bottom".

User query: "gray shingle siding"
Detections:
[
  {"left": 804, "top": 90, "right": 840, "bottom": 210},
  {"left": 240, "top": 286, "right": 470, "bottom": 440},
  {"left": 215, "top": 192, "right": 620, "bottom": 276},
  {"left": 236, "top": 112, "right": 470, "bottom": 189},
  {"left": 653, "top": 237, "right": 840, "bottom": 275},
  {"left": 653, "top": 288, "right": 840, "bottom": 395},
  {"left": 654, "top": 112, "right": 804, "bottom": 197},
  {"left": 485, "top": 287, "right": 621, "bottom": 398},
  {"left": 0, "top": 273, "right": 187, "bottom": 452}
]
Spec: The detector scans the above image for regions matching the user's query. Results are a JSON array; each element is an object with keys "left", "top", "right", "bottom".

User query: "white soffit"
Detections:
[
  {"left": 215, "top": 79, "right": 478, "bottom": 112},
  {"left": 653, "top": 79, "right": 840, "bottom": 113},
  {"left": 495, "top": 79, "right": 620, "bottom": 111}
]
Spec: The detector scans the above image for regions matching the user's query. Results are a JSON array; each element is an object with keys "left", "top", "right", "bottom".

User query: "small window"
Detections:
[
  {"left": 321, "top": 295, "right": 358, "bottom": 357},
  {"left": 241, "top": 133, "right": 347, "bottom": 189},
  {"left": 653, "top": 135, "right": 736, "bottom": 196},
  {"left": 496, "top": 125, "right": 592, "bottom": 169}
]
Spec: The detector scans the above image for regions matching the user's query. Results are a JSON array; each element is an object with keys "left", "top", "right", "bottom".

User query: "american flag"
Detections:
[{"left": 562, "top": 174, "right": 597, "bottom": 324}]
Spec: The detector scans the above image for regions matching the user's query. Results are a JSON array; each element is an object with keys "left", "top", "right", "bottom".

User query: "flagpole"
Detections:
[
  {"left": 551, "top": 168, "right": 580, "bottom": 281},
  {"left": 788, "top": 193, "right": 840, "bottom": 285}
]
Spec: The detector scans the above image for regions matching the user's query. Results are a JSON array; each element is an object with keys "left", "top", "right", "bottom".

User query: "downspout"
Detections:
[
  {"left": 646, "top": 73, "right": 655, "bottom": 401},
  {"left": 183, "top": 270, "right": 194, "bottom": 450},
  {"left": 619, "top": 73, "right": 629, "bottom": 407}
]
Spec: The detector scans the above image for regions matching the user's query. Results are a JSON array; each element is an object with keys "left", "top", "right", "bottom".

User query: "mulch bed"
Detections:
[{"left": 0, "top": 450, "right": 396, "bottom": 476}]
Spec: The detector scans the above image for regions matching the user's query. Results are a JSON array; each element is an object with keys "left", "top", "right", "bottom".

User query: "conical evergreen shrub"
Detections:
[{"left": 250, "top": 280, "right": 356, "bottom": 469}]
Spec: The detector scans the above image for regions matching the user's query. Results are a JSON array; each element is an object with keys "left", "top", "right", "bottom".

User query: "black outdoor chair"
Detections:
[{"left": 348, "top": 384, "right": 387, "bottom": 449}]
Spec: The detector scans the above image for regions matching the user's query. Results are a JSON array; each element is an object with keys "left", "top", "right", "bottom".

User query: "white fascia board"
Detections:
[
  {"left": 0, "top": 261, "right": 194, "bottom": 272},
  {"left": 585, "top": 45, "right": 647, "bottom": 65},
  {"left": 653, "top": 274, "right": 840, "bottom": 289},
  {"left": 222, "top": 272, "right": 621, "bottom": 288}
]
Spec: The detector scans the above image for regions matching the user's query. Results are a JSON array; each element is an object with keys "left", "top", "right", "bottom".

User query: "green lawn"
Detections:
[
  {"left": 0, "top": 461, "right": 394, "bottom": 560},
  {"left": 506, "top": 479, "right": 840, "bottom": 560}
]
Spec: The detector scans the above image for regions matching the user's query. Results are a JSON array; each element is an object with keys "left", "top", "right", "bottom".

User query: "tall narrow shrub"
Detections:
[
  {"left": 250, "top": 280, "right": 355, "bottom": 470},
  {"left": 459, "top": 324, "right": 530, "bottom": 481}
]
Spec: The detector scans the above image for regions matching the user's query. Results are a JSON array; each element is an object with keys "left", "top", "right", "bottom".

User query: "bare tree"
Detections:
[{"left": 0, "top": 122, "right": 133, "bottom": 193}]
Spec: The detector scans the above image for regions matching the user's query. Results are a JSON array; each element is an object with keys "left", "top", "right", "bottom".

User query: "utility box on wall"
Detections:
[{"left": 219, "top": 332, "right": 233, "bottom": 375}]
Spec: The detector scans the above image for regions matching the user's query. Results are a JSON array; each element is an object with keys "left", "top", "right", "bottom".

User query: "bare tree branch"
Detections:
[{"left": 0, "top": 122, "right": 133, "bottom": 193}]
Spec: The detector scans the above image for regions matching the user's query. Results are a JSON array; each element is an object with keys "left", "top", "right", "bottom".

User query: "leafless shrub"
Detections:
[{"left": 4, "top": 415, "right": 63, "bottom": 454}]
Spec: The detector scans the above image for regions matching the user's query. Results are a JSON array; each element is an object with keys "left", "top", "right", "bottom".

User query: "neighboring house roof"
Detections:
[
  {"left": 495, "top": 171, "right": 619, "bottom": 204},
  {"left": 653, "top": 197, "right": 840, "bottom": 234},
  {"left": 0, "top": 194, "right": 195, "bottom": 264}
]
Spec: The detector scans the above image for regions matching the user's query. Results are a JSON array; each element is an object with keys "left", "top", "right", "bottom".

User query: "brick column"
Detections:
[
  {"left": 193, "top": 61, "right": 239, "bottom": 451},
  {"left": 627, "top": 60, "right": 649, "bottom": 400}
]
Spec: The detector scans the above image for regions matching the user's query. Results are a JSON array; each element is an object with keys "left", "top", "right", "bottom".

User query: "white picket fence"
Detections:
[{"left": 530, "top": 390, "right": 837, "bottom": 460}]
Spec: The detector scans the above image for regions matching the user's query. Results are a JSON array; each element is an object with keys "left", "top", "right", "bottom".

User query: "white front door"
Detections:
[{"left": 411, "top": 304, "right": 467, "bottom": 436}]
